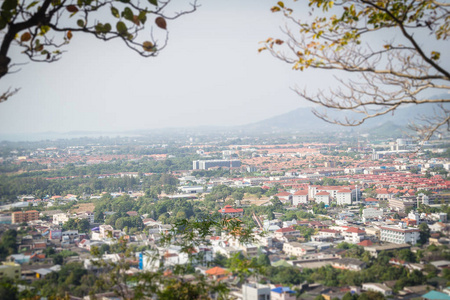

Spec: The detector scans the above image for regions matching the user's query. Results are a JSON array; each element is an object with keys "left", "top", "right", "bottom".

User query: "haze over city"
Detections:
[{"left": 0, "top": 0, "right": 325, "bottom": 136}]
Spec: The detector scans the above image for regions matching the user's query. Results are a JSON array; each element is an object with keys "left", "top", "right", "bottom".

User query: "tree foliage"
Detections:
[
  {"left": 0, "top": 0, "right": 198, "bottom": 101},
  {"left": 263, "top": 0, "right": 449, "bottom": 141}
]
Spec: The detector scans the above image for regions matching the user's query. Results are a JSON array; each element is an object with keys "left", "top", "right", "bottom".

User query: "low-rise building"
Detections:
[
  {"left": 218, "top": 205, "right": 243, "bottom": 218},
  {"left": 271, "top": 287, "right": 296, "bottom": 300},
  {"left": 0, "top": 262, "right": 21, "bottom": 280},
  {"left": 380, "top": 224, "right": 420, "bottom": 245},
  {"left": 283, "top": 242, "right": 315, "bottom": 257},
  {"left": 362, "top": 208, "right": 383, "bottom": 222},
  {"left": 332, "top": 258, "right": 366, "bottom": 271},
  {"left": 242, "top": 283, "right": 271, "bottom": 300},
  {"left": 53, "top": 213, "right": 69, "bottom": 225},
  {"left": 362, "top": 283, "right": 392, "bottom": 296}
]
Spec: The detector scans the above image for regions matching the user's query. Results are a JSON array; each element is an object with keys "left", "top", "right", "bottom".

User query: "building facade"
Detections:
[
  {"left": 380, "top": 225, "right": 420, "bottom": 245},
  {"left": 192, "top": 160, "right": 241, "bottom": 170},
  {"left": 12, "top": 210, "right": 39, "bottom": 224}
]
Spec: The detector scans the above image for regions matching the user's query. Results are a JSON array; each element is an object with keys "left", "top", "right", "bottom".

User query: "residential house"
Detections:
[
  {"left": 332, "top": 258, "right": 366, "bottom": 271},
  {"left": 362, "top": 283, "right": 392, "bottom": 296},
  {"left": 271, "top": 287, "right": 296, "bottom": 300},
  {"left": 242, "top": 283, "right": 271, "bottom": 300},
  {"left": 218, "top": 205, "right": 244, "bottom": 218},
  {"left": 343, "top": 227, "right": 366, "bottom": 244},
  {"left": 283, "top": 242, "right": 315, "bottom": 257},
  {"left": 274, "top": 227, "right": 301, "bottom": 240},
  {"left": 205, "top": 266, "right": 230, "bottom": 281}
]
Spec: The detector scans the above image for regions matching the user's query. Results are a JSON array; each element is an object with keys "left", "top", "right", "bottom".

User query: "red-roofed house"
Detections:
[
  {"left": 218, "top": 205, "right": 243, "bottom": 218},
  {"left": 318, "top": 229, "right": 340, "bottom": 238},
  {"left": 343, "top": 227, "right": 366, "bottom": 244},
  {"left": 376, "top": 189, "right": 394, "bottom": 201},
  {"left": 357, "top": 240, "right": 373, "bottom": 247},
  {"left": 205, "top": 266, "right": 230, "bottom": 281},
  {"left": 364, "top": 198, "right": 379, "bottom": 206},
  {"left": 274, "top": 227, "right": 301, "bottom": 240}
]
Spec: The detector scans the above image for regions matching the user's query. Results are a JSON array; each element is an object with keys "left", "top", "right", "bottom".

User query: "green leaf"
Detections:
[
  {"left": 122, "top": 7, "right": 133, "bottom": 21},
  {"left": 138, "top": 11, "right": 147, "bottom": 24},
  {"left": 111, "top": 7, "right": 120, "bottom": 18},
  {"left": 116, "top": 21, "right": 127, "bottom": 35},
  {"left": 26, "top": 1, "right": 39, "bottom": 9},
  {"left": 149, "top": 0, "right": 157, "bottom": 6},
  {"left": 103, "top": 23, "right": 112, "bottom": 33},
  {"left": 40, "top": 25, "right": 50, "bottom": 35},
  {"left": 0, "top": 19, "right": 6, "bottom": 30},
  {"left": 77, "top": 19, "right": 85, "bottom": 27},
  {"left": 1, "top": 0, "right": 18, "bottom": 11}
]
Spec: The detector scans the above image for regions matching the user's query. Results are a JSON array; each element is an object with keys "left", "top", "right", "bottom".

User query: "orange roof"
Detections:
[
  {"left": 364, "top": 198, "right": 378, "bottom": 202},
  {"left": 316, "top": 191, "right": 330, "bottom": 196},
  {"left": 219, "top": 205, "right": 243, "bottom": 214},
  {"left": 294, "top": 190, "right": 308, "bottom": 196},
  {"left": 346, "top": 227, "right": 365, "bottom": 234},
  {"left": 205, "top": 266, "right": 229, "bottom": 276},
  {"left": 357, "top": 240, "right": 373, "bottom": 247}
]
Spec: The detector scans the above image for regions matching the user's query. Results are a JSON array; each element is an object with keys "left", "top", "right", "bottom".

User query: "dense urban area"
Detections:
[{"left": 0, "top": 132, "right": 449, "bottom": 300}]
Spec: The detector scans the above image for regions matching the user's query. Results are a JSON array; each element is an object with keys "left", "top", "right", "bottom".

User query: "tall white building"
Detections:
[
  {"left": 315, "top": 191, "right": 330, "bottom": 206},
  {"left": 292, "top": 190, "right": 308, "bottom": 205},
  {"left": 336, "top": 189, "right": 352, "bottom": 205}
]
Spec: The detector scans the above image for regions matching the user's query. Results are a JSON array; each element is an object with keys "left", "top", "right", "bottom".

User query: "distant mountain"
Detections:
[{"left": 240, "top": 101, "right": 450, "bottom": 137}]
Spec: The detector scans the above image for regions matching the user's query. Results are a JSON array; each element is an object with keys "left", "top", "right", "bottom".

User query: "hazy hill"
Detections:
[{"left": 241, "top": 101, "right": 449, "bottom": 137}]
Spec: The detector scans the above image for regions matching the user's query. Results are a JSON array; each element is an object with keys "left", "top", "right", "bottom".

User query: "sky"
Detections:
[
  {"left": 0, "top": 0, "right": 321, "bottom": 137},
  {"left": 0, "top": 0, "right": 447, "bottom": 139}
]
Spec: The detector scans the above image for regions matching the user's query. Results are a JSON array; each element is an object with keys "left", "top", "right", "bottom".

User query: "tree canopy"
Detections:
[
  {"left": 0, "top": 0, "right": 197, "bottom": 101},
  {"left": 263, "top": 0, "right": 449, "bottom": 142}
]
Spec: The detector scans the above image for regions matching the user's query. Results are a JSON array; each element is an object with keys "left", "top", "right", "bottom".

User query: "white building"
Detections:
[
  {"left": 283, "top": 242, "right": 315, "bottom": 257},
  {"left": 315, "top": 191, "right": 330, "bottom": 206},
  {"left": 53, "top": 213, "right": 69, "bottom": 225},
  {"left": 292, "top": 190, "right": 308, "bottom": 205},
  {"left": 380, "top": 224, "right": 420, "bottom": 245},
  {"left": 362, "top": 208, "right": 383, "bottom": 222},
  {"left": 336, "top": 189, "right": 352, "bottom": 205},
  {"left": 343, "top": 227, "right": 366, "bottom": 244},
  {"left": 242, "top": 283, "right": 271, "bottom": 300},
  {"left": 362, "top": 283, "right": 392, "bottom": 296}
]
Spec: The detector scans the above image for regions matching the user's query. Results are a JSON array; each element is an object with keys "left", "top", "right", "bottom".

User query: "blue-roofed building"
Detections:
[
  {"left": 422, "top": 290, "right": 450, "bottom": 300},
  {"left": 271, "top": 286, "right": 296, "bottom": 300}
]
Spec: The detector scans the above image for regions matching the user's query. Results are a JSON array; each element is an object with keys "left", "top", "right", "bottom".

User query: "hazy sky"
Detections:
[
  {"left": 0, "top": 0, "right": 447, "bottom": 138},
  {"left": 0, "top": 0, "right": 319, "bottom": 136}
]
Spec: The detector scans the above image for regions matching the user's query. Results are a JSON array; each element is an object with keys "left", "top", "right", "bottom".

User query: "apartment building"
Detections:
[
  {"left": 380, "top": 225, "right": 420, "bottom": 245},
  {"left": 12, "top": 210, "right": 39, "bottom": 224}
]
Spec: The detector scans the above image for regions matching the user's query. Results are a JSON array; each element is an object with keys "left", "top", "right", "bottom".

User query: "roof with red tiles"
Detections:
[
  {"left": 294, "top": 190, "right": 308, "bottom": 196},
  {"left": 219, "top": 205, "right": 243, "bottom": 214}
]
